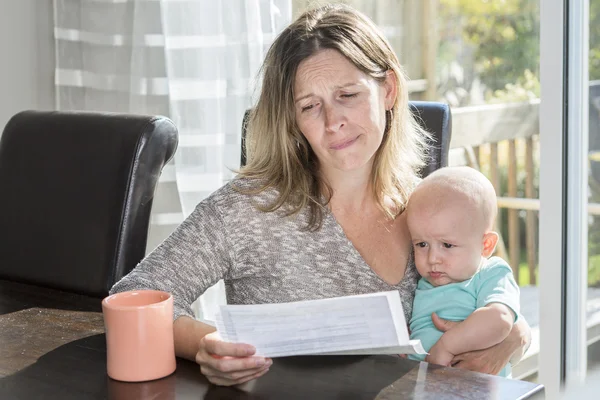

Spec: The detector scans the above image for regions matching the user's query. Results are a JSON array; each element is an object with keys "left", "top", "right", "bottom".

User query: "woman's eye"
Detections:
[
  {"left": 301, "top": 104, "right": 315, "bottom": 112},
  {"left": 341, "top": 93, "right": 358, "bottom": 99},
  {"left": 443, "top": 243, "right": 454, "bottom": 249},
  {"left": 415, "top": 242, "right": 427, "bottom": 248}
]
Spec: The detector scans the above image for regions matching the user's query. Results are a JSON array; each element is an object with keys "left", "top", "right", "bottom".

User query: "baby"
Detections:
[{"left": 406, "top": 166, "right": 520, "bottom": 377}]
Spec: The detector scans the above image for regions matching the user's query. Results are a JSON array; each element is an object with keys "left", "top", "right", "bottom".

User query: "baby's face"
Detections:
[{"left": 407, "top": 198, "right": 486, "bottom": 287}]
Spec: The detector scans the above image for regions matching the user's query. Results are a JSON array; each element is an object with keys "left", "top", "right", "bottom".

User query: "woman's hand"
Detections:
[
  {"left": 426, "top": 336, "right": 455, "bottom": 367},
  {"left": 431, "top": 313, "right": 529, "bottom": 375},
  {"left": 196, "top": 332, "right": 272, "bottom": 386},
  {"left": 447, "top": 347, "right": 508, "bottom": 375}
]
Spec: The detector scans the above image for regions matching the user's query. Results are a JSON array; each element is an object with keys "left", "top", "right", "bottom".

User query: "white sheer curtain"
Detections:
[{"left": 53, "top": 0, "right": 292, "bottom": 320}]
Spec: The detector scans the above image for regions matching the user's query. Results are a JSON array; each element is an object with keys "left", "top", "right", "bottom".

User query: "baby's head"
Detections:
[{"left": 406, "top": 166, "right": 499, "bottom": 286}]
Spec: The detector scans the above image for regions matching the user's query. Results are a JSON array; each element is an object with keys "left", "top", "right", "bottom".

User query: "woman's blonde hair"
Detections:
[{"left": 238, "top": 3, "right": 431, "bottom": 230}]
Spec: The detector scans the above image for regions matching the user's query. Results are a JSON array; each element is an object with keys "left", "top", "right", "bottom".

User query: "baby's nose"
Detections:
[{"left": 428, "top": 250, "right": 441, "bottom": 264}]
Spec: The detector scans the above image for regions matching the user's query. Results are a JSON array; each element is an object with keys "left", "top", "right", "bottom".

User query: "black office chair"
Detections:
[
  {"left": 240, "top": 101, "right": 452, "bottom": 177},
  {"left": 0, "top": 111, "right": 178, "bottom": 298}
]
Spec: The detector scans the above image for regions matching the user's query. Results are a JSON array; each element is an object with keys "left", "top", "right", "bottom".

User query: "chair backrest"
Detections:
[
  {"left": 240, "top": 101, "right": 451, "bottom": 178},
  {"left": 409, "top": 101, "right": 452, "bottom": 177},
  {"left": 0, "top": 111, "right": 178, "bottom": 297}
]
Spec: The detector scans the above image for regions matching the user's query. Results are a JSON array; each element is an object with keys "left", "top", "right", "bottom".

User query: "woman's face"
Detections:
[{"left": 293, "top": 49, "right": 397, "bottom": 174}]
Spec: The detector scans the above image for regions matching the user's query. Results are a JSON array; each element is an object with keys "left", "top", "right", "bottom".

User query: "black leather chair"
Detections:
[
  {"left": 0, "top": 111, "right": 178, "bottom": 298},
  {"left": 240, "top": 101, "right": 451, "bottom": 177},
  {"left": 409, "top": 101, "right": 452, "bottom": 177}
]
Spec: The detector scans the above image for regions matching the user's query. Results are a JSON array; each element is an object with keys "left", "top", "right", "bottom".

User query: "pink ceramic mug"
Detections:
[{"left": 102, "top": 290, "right": 176, "bottom": 382}]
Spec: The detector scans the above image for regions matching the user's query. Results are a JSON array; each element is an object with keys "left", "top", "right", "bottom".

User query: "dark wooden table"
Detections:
[{"left": 0, "top": 279, "right": 545, "bottom": 399}]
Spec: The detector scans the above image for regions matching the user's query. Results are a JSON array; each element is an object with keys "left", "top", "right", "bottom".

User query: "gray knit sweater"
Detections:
[{"left": 110, "top": 178, "right": 419, "bottom": 323}]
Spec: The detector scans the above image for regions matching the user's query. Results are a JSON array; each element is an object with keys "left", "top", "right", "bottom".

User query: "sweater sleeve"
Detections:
[{"left": 109, "top": 199, "right": 234, "bottom": 321}]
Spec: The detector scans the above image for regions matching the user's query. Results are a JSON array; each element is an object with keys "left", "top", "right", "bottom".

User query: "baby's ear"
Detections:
[{"left": 482, "top": 232, "right": 499, "bottom": 257}]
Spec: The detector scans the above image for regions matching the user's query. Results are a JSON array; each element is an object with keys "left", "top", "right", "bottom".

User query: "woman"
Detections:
[{"left": 110, "top": 4, "right": 530, "bottom": 386}]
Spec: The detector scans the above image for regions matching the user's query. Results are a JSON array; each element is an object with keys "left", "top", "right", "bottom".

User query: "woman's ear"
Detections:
[
  {"left": 383, "top": 70, "right": 398, "bottom": 110},
  {"left": 482, "top": 231, "right": 499, "bottom": 258}
]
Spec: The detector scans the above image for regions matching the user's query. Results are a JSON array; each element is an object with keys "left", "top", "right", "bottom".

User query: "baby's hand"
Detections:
[{"left": 425, "top": 339, "right": 455, "bottom": 367}]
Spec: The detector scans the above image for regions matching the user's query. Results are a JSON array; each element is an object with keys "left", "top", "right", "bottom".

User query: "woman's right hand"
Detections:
[{"left": 196, "top": 331, "right": 272, "bottom": 386}]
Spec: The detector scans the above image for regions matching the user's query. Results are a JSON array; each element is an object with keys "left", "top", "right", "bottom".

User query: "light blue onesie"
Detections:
[{"left": 408, "top": 257, "right": 520, "bottom": 377}]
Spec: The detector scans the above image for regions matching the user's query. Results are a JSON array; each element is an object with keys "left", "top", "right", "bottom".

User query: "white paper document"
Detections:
[{"left": 214, "top": 291, "right": 427, "bottom": 358}]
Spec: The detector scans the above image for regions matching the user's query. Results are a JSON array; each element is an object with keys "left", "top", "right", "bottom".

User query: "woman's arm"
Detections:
[
  {"left": 173, "top": 315, "right": 217, "bottom": 360},
  {"left": 173, "top": 316, "right": 272, "bottom": 386},
  {"left": 110, "top": 193, "right": 273, "bottom": 386},
  {"left": 432, "top": 313, "right": 531, "bottom": 375},
  {"left": 110, "top": 200, "right": 233, "bottom": 322}
]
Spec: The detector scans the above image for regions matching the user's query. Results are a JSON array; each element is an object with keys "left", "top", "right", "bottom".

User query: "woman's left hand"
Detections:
[
  {"left": 431, "top": 313, "right": 528, "bottom": 375},
  {"left": 447, "top": 347, "right": 509, "bottom": 375}
]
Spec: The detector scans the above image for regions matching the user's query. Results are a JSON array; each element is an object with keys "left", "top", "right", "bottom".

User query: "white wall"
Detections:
[{"left": 0, "top": 0, "right": 55, "bottom": 130}]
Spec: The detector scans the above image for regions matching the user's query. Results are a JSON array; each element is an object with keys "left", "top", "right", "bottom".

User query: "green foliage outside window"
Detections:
[{"left": 439, "top": 0, "right": 600, "bottom": 99}]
